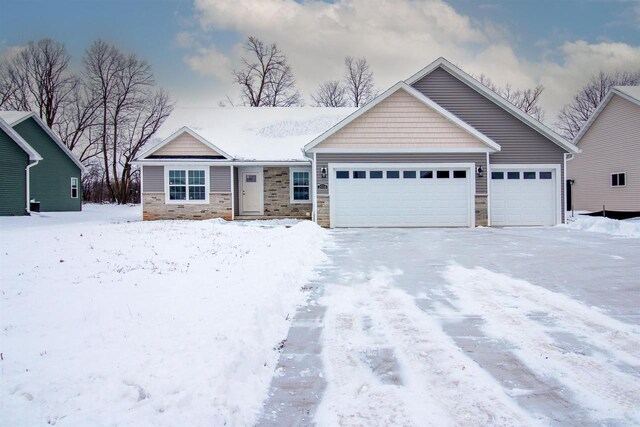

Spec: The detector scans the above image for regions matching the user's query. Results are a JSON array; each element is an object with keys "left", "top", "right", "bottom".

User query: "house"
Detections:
[
  {"left": 135, "top": 57, "right": 579, "bottom": 228},
  {"left": 567, "top": 86, "right": 640, "bottom": 215},
  {"left": 0, "top": 111, "right": 84, "bottom": 215}
]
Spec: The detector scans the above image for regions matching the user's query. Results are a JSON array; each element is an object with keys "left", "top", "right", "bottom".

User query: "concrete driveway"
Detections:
[{"left": 259, "top": 227, "right": 640, "bottom": 426}]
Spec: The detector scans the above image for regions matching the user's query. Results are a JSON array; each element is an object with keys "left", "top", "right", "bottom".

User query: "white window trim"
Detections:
[
  {"left": 290, "top": 167, "right": 312, "bottom": 204},
  {"left": 164, "top": 166, "right": 210, "bottom": 204},
  {"left": 610, "top": 172, "right": 627, "bottom": 188},
  {"left": 70, "top": 177, "right": 79, "bottom": 199}
]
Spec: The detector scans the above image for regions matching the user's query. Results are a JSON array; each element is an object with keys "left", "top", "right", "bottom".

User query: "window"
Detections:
[
  {"left": 539, "top": 172, "right": 552, "bottom": 180},
  {"left": 386, "top": 171, "right": 400, "bottom": 179},
  {"left": 403, "top": 171, "right": 416, "bottom": 179},
  {"left": 611, "top": 172, "right": 626, "bottom": 187},
  {"left": 291, "top": 170, "right": 310, "bottom": 202},
  {"left": 168, "top": 169, "right": 207, "bottom": 202},
  {"left": 523, "top": 172, "right": 536, "bottom": 180},
  {"left": 70, "top": 177, "right": 78, "bottom": 198},
  {"left": 507, "top": 172, "right": 520, "bottom": 180},
  {"left": 336, "top": 171, "right": 349, "bottom": 179},
  {"left": 491, "top": 171, "right": 504, "bottom": 179},
  {"left": 370, "top": 171, "right": 383, "bottom": 179},
  {"left": 436, "top": 170, "right": 450, "bottom": 179},
  {"left": 420, "top": 170, "right": 433, "bottom": 179},
  {"left": 453, "top": 170, "right": 467, "bottom": 179},
  {"left": 353, "top": 171, "right": 366, "bottom": 179}
]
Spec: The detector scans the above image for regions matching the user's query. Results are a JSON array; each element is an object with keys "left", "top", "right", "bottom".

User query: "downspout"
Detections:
[
  {"left": 564, "top": 153, "right": 574, "bottom": 223},
  {"left": 25, "top": 159, "right": 40, "bottom": 214},
  {"left": 303, "top": 150, "right": 317, "bottom": 223},
  {"left": 486, "top": 152, "right": 491, "bottom": 227}
]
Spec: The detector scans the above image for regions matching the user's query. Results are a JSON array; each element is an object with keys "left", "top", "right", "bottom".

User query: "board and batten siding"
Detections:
[
  {"left": 411, "top": 66, "right": 566, "bottom": 218},
  {"left": 153, "top": 132, "right": 222, "bottom": 157},
  {"left": 315, "top": 89, "right": 488, "bottom": 150},
  {"left": 0, "top": 127, "right": 29, "bottom": 215},
  {"left": 568, "top": 94, "right": 640, "bottom": 211},
  {"left": 316, "top": 153, "right": 487, "bottom": 195},
  {"left": 142, "top": 165, "right": 231, "bottom": 193}
]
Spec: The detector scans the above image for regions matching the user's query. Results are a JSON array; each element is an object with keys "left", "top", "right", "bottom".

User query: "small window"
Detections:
[
  {"left": 169, "top": 169, "right": 206, "bottom": 201},
  {"left": 245, "top": 174, "right": 257, "bottom": 183},
  {"left": 336, "top": 171, "right": 349, "bottom": 179},
  {"left": 523, "top": 172, "right": 536, "bottom": 180},
  {"left": 386, "top": 171, "right": 400, "bottom": 179},
  {"left": 611, "top": 172, "right": 626, "bottom": 187},
  {"left": 370, "top": 171, "right": 383, "bottom": 179},
  {"left": 420, "top": 171, "right": 433, "bottom": 179},
  {"left": 453, "top": 170, "right": 467, "bottom": 179},
  {"left": 70, "top": 177, "right": 79, "bottom": 198},
  {"left": 491, "top": 171, "right": 504, "bottom": 180},
  {"left": 353, "top": 171, "right": 366, "bottom": 179},
  {"left": 403, "top": 171, "right": 416, "bottom": 179},
  {"left": 436, "top": 170, "right": 450, "bottom": 179},
  {"left": 292, "top": 170, "right": 310, "bottom": 201},
  {"left": 539, "top": 172, "right": 552, "bottom": 180},
  {"left": 507, "top": 172, "right": 520, "bottom": 180}
]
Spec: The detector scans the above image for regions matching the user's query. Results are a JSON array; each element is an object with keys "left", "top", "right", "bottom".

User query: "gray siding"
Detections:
[
  {"left": 0, "top": 128, "right": 29, "bottom": 215},
  {"left": 210, "top": 166, "right": 231, "bottom": 192},
  {"left": 142, "top": 166, "right": 163, "bottom": 192},
  {"left": 316, "top": 153, "right": 487, "bottom": 194},
  {"left": 233, "top": 167, "right": 239, "bottom": 216}
]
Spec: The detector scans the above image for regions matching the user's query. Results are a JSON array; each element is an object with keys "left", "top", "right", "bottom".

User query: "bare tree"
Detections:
[
  {"left": 556, "top": 70, "right": 640, "bottom": 139},
  {"left": 84, "top": 40, "right": 173, "bottom": 204},
  {"left": 55, "top": 82, "right": 102, "bottom": 162},
  {"left": 232, "top": 36, "right": 302, "bottom": 107},
  {"left": 311, "top": 80, "right": 348, "bottom": 107},
  {"left": 344, "top": 56, "right": 376, "bottom": 107},
  {"left": 477, "top": 74, "right": 545, "bottom": 121}
]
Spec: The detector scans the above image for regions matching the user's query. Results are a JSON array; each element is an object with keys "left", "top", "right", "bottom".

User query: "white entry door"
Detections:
[
  {"left": 241, "top": 171, "right": 262, "bottom": 214},
  {"left": 490, "top": 167, "right": 558, "bottom": 226},
  {"left": 330, "top": 165, "right": 474, "bottom": 228}
]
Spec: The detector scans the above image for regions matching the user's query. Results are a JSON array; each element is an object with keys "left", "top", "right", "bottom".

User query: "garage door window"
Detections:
[
  {"left": 491, "top": 171, "right": 504, "bottom": 179},
  {"left": 387, "top": 171, "right": 400, "bottom": 179},
  {"left": 420, "top": 171, "right": 433, "bottom": 179},
  {"left": 453, "top": 170, "right": 467, "bottom": 179},
  {"left": 336, "top": 171, "right": 349, "bottom": 179},
  {"left": 523, "top": 172, "right": 536, "bottom": 179},
  {"left": 540, "top": 172, "right": 552, "bottom": 180},
  {"left": 370, "top": 171, "right": 383, "bottom": 179},
  {"left": 437, "top": 170, "right": 450, "bottom": 179},
  {"left": 403, "top": 171, "right": 417, "bottom": 179},
  {"left": 507, "top": 172, "right": 520, "bottom": 179},
  {"left": 353, "top": 171, "right": 366, "bottom": 179}
]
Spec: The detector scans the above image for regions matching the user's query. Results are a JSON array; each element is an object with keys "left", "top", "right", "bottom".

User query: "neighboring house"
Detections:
[
  {"left": 567, "top": 86, "right": 640, "bottom": 214},
  {"left": 0, "top": 111, "right": 84, "bottom": 215},
  {"left": 135, "top": 57, "right": 579, "bottom": 228}
]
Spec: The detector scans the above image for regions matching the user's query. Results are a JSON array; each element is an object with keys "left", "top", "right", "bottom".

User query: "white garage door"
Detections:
[
  {"left": 330, "top": 165, "right": 473, "bottom": 227},
  {"left": 490, "top": 168, "right": 558, "bottom": 226}
]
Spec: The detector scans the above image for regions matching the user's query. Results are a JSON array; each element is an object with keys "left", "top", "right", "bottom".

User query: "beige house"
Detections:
[
  {"left": 567, "top": 86, "right": 640, "bottom": 214},
  {"left": 134, "top": 57, "right": 579, "bottom": 227}
]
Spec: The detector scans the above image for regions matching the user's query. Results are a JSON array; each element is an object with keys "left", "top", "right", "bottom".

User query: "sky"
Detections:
[{"left": 1, "top": 0, "right": 639, "bottom": 126}]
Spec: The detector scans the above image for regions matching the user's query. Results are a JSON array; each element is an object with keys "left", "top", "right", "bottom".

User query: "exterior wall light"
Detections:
[
  {"left": 321, "top": 167, "right": 327, "bottom": 179},
  {"left": 476, "top": 166, "right": 484, "bottom": 177}
]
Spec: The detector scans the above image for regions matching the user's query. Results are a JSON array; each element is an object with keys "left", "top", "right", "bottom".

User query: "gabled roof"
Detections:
[
  {"left": 572, "top": 86, "right": 640, "bottom": 146},
  {"left": 0, "top": 111, "right": 86, "bottom": 172},
  {"left": 304, "top": 81, "right": 501, "bottom": 152},
  {"left": 137, "top": 126, "right": 233, "bottom": 160},
  {"left": 405, "top": 57, "right": 579, "bottom": 154},
  {"left": 0, "top": 117, "right": 42, "bottom": 161}
]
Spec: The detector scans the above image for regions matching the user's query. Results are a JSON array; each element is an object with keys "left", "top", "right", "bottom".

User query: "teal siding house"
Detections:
[{"left": 0, "top": 112, "right": 84, "bottom": 215}]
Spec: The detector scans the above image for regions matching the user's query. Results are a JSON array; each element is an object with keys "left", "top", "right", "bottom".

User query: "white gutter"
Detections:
[{"left": 25, "top": 159, "right": 40, "bottom": 214}]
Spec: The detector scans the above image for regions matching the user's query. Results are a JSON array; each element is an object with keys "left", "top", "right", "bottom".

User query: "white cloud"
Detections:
[{"left": 178, "top": 0, "right": 640, "bottom": 125}]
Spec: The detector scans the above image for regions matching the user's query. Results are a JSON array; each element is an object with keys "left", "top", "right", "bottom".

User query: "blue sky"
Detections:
[{"left": 1, "top": 0, "right": 639, "bottom": 119}]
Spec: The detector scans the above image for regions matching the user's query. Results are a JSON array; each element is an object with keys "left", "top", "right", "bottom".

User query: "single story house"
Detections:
[
  {"left": 567, "top": 86, "right": 640, "bottom": 215},
  {"left": 135, "top": 57, "right": 579, "bottom": 228},
  {"left": 0, "top": 111, "right": 84, "bottom": 215}
]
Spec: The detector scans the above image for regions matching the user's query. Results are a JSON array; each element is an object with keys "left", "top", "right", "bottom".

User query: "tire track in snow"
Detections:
[
  {"left": 317, "top": 269, "right": 539, "bottom": 426},
  {"left": 443, "top": 264, "right": 640, "bottom": 424}
]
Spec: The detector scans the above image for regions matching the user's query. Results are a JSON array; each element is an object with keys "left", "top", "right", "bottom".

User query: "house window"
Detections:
[
  {"left": 611, "top": 172, "right": 626, "bottom": 187},
  {"left": 291, "top": 169, "right": 310, "bottom": 202},
  {"left": 168, "top": 169, "right": 207, "bottom": 202},
  {"left": 70, "top": 177, "right": 79, "bottom": 198}
]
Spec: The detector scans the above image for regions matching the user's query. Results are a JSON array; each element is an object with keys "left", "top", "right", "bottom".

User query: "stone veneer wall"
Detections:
[
  {"left": 475, "top": 195, "right": 488, "bottom": 227},
  {"left": 317, "top": 196, "right": 330, "bottom": 228},
  {"left": 143, "top": 193, "right": 232, "bottom": 220},
  {"left": 263, "top": 167, "right": 312, "bottom": 218}
]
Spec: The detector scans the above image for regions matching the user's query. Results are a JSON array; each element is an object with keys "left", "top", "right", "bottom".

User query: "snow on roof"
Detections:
[
  {"left": 0, "top": 110, "right": 33, "bottom": 125},
  {"left": 614, "top": 86, "right": 640, "bottom": 104},
  {"left": 152, "top": 106, "right": 357, "bottom": 161}
]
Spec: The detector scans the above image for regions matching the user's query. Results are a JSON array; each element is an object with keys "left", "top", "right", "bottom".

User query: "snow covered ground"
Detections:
[
  {"left": 0, "top": 204, "right": 328, "bottom": 425},
  {"left": 562, "top": 215, "right": 640, "bottom": 238}
]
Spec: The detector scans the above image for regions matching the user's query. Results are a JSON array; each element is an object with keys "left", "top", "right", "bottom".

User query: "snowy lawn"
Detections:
[
  {"left": 562, "top": 214, "right": 640, "bottom": 238},
  {"left": 0, "top": 204, "right": 328, "bottom": 425}
]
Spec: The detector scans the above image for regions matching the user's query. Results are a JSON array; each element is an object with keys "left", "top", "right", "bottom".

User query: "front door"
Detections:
[{"left": 241, "top": 171, "right": 261, "bottom": 214}]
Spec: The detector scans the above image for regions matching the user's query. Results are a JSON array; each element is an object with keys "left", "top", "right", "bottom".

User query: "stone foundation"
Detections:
[
  {"left": 263, "top": 167, "right": 312, "bottom": 219},
  {"left": 143, "top": 192, "right": 232, "bottom": 220},
  {"left": 317, "top": 196, "right": 330, "bottom": 228},
  {"left": 475, "top": 194, "right": 488, "bottom": 227}
]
